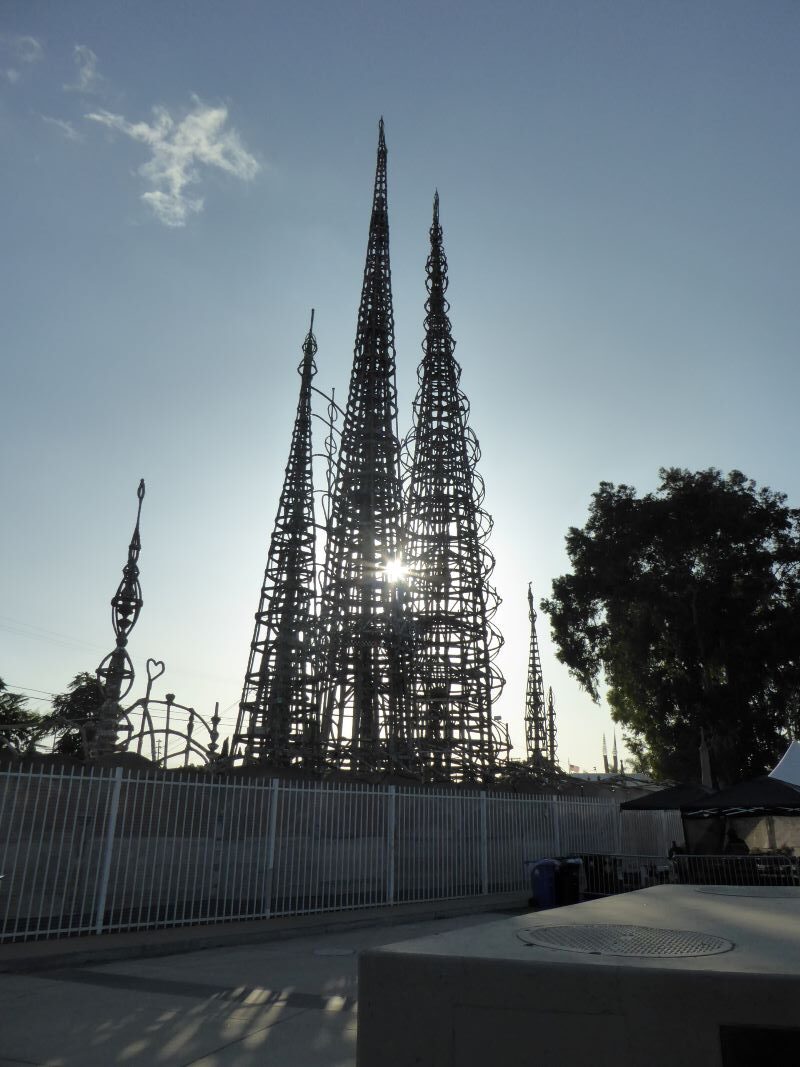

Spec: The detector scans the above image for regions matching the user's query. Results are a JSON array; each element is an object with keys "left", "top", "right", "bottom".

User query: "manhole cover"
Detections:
[
  {"left": 516, "top": 924, "right": 734, "bottom": 958},
  {"left": 696, "top": 885, "right": 800, "bottom": 898}
]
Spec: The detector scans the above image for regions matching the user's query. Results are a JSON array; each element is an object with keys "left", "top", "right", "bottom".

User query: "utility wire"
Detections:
[
  {"left": 0, "top": 616, "right": 107, "bottom": 653},
  {"left": 5, "top": 684, "right": 57, "bottom": 697}
]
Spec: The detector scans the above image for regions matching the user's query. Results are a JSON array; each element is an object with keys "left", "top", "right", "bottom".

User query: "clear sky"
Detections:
[{"left": 3, "top": 1, "right": 799, "bottom": 771}]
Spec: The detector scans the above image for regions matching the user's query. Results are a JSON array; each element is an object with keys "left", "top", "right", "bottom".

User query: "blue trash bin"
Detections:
[{"left": 528, "top": 858, "right": 560, "bottom": 909}]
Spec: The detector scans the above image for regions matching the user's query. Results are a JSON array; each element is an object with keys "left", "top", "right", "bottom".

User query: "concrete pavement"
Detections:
[
  {"left": 0, "top": 892, "right": 526, "bottom": 973},
  {"left": 0, "top": 907, "right": 523, "bottom": 1066}
]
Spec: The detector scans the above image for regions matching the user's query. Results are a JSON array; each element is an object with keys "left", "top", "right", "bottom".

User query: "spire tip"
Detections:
[{"left": 300, "top": 308, "right": 318, "bottom": 372}]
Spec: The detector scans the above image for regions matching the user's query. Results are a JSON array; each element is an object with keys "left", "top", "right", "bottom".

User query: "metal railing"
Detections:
[
  {"left": 0, "top": 766, "right": 680, "bottom": 943},
  {"left": 672, "top": 852, "right": 800, "bottom": 887},
  {"left": 575, "top": 852, "right": 800, "bottom": 897}
]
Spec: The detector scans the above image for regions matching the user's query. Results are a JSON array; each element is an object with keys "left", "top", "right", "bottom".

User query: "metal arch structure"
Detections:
[
  {"left": 232, "top": 314, "right": 320, "bottom": 767},
  {"left": 316, "top": 119, "right": 413, "bottom": 775},
  {"left": 403, "top": 193, "right": 505, "bottom": 783},
  {"left": 118, "top": 658, "right": 223, "bottom": 768},
  {"left": 525, "top": 583, "right": 550, "bottom": 766},
  {"left": 31, "top": 480, "right": 224, "bottom": 768}
]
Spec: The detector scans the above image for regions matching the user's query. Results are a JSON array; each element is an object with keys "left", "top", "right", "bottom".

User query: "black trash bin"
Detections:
[{"left": 555, "top": 856, "right": 584, "bottom": 905}]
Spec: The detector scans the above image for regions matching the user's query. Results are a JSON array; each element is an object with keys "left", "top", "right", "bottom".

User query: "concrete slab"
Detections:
[
  {"left": 0, "top": 974, "right": 311, "bottom": 1066},
  {"left": 358, "top": 885, "right": 800, "bottom": 1067},
  {"left": 184, "top": 1011, "right": 358, "bottom": 1067},
  {"left": 0, "top": 911, "right": 510, "bottom": 1067}
]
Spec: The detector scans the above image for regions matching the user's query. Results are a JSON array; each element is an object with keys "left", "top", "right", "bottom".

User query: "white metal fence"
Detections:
[{"left": 0, "top": 766, "right": 680, "bottom": 943}]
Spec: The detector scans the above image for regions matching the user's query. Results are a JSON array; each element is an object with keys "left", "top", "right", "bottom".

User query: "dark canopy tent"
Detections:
[
  {"left": 619, "top": 783, "right": 713, "bottom": 811},
  {"left": 679, "top": 776, "right": 800, "bottom": 857},
  {"left": 681, "top": 776, "right": 800, "bottom": 818}
]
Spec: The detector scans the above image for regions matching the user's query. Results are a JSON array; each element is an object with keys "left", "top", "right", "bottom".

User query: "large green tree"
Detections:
[
  {"left": 543, "top": 469, "right": 800, "bottom": 785},
  {"left": 41, "top": 672, "right": 106, "bottom": 757},
  {"left": 0, "top": 678, "right": 43, "bottom": 753}
]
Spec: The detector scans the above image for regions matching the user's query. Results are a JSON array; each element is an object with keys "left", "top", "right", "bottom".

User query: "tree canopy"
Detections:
[
  {"left": 0, "top": 678, "right": 43, "bottom": 753},
  {"left": 42, "top": 672, "right": 105, "bottom": 757},
  {"left": 543, "top": 469, "right": 800, "bottom": 785}
]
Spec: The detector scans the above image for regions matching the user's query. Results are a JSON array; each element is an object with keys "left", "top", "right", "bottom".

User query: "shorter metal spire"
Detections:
[
  {"left": 233, "top": 314, "right": 319, "bottom": 766},
  {"left": 404, "top": 190, "right": 504, "bottom": 781},
  {"left": 92, "top": 479, "right": 146, "bottom": 757},
  {"left": 547, "top": 686, "right": 557, "bottom": 765},
  {"left": 524, "top": 583, "right": 548, "bottom": 764}
]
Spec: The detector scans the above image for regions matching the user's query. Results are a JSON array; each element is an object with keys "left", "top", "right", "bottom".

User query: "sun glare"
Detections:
[{"left": 384, "top": 557, "right": 408, "bottom": 583}]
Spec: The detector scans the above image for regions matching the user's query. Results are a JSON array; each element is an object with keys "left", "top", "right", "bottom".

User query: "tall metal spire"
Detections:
[
  {"left": 233, "top": 313, "right": 319, "bottom": 766},
  {"left": 525, "top": 583, "right": 549, "bottom": 765},
  {"left": 317, "top": 120, "right": 411, "bottom": 773},
  {"left": 91, "top": 479, "right": 145, "bottom": 757},
  {"left": 404, "top": 192, "right": 504, "bottom": 782}
]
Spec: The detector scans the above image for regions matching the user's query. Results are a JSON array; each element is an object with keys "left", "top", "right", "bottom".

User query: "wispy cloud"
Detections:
[
  {"left": 86, "top": 98, "right": 260, "bottom": 227},
  {"left": 64, "top": 44, "right": 103, "bottom": 94},
  {"left": 1, "top": 33, "right": 43, "bottom": 83},
  {"left": 11, "top": 35, "right": 43, "bottom": 63},
  {"left": 42, "top": 115, "right": 83, "bottom": 143}
]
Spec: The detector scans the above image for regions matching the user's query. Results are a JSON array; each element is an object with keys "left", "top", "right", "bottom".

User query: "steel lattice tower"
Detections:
[
  {"left": 546, "top": 685, "right": 557, "bottom": 765},
  {"left": 233, "top": 314, "right": 319, "bottom": 766},
  {"left": 317, "top": 120, "right": 412, "bottom": 774},
  {"left": 403, "top": 193, "right": 504, "bottom": 783},
  {"left": 525, "top": 583, "right": 549, "bottom": 764}
]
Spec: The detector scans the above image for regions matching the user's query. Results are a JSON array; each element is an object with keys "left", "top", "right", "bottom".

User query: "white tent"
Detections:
[{"left": 769, "top": 741, "right": 800, "bottom": 787}]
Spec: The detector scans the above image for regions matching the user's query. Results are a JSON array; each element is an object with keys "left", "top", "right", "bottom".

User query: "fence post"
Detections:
[
  {"left": 614, "top": 805, "right": 623, "bottom": 854},
  {"left": 550, "top": 797, "right": 562, "bottom": 856},
  {"left": 263, "top": 778, "right": 280, "bottom": 918},
  {"left": 386, "top": 786, "right": 396, "bottom": 905},
  {"left": 480, "top": 792, "right": 488, "bottom": 895},
  {"left": 659, "top": 810, "right": 672, "bottom": 854},
  {"left": 95, "top": 766, "right": 123, "bottom": 935}
]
